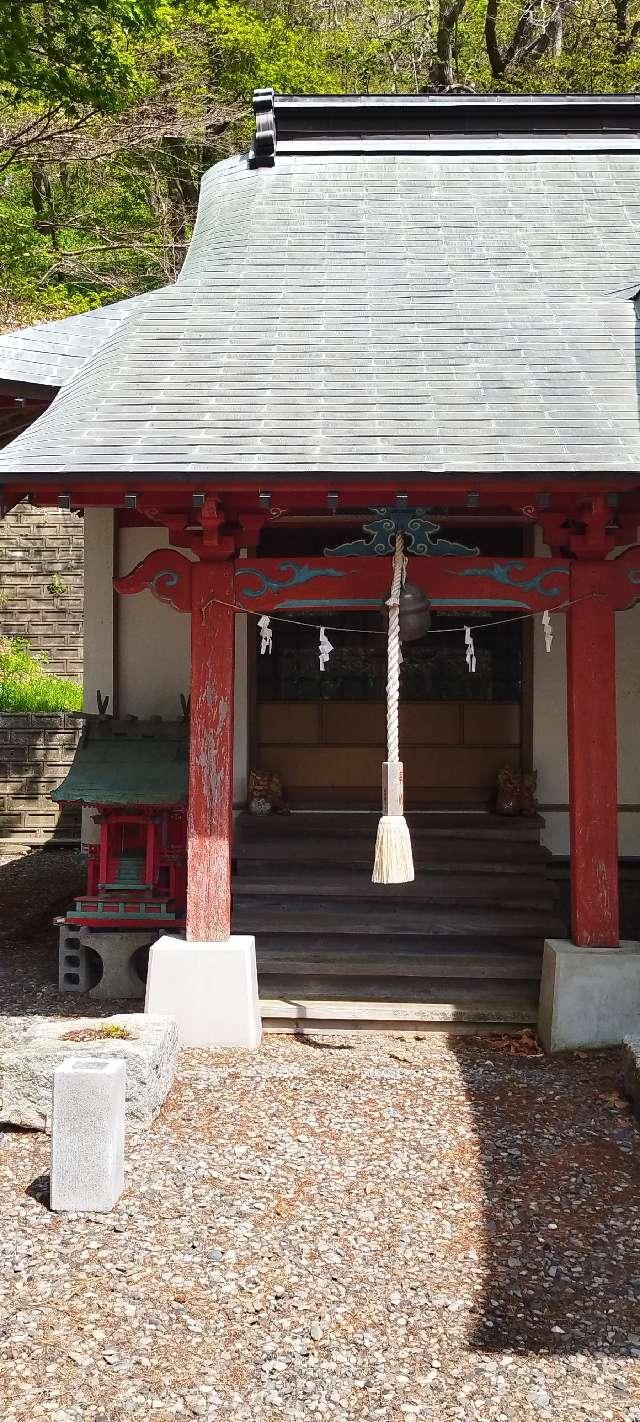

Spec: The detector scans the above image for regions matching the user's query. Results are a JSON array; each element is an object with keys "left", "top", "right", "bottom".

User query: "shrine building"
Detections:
[{"left": 2, "top": 91, "right": 640, "bottom": 1049}]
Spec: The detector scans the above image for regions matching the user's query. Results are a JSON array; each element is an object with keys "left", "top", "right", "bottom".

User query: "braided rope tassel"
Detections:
[{"left": 372, "top": 532, "right": 415, "bottom": 884}]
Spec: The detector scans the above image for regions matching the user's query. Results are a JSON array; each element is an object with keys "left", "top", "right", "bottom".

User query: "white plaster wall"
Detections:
[
  {"left": 83, "top": 508, "right": 115, "bottom": 713},
  {"left": 533, "top": 529, "right": 640, "bottom": 855},
  {"left": 82, "top": 508, "right": 115, "bottom": 847},
  {"left": 117, "top": 527, "right": 192, "bottom": 720},
  {"left": 116, "top": 526, "right": 248, "bottom": 804}
]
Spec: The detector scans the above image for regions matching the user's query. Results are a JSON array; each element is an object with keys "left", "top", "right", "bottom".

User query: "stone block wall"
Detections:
[
  {"left": 0, "top": 713, "right": 84, "bottom": 850},
  {"left": 0, "top": 502, "right": 83, "bottom": 678}
]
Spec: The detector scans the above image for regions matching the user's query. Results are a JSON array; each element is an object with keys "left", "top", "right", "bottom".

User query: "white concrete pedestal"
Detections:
[
  {"left": 145, "top": 936, "right": 261, "bottom": 1048},
  {"left": 538, "top": 938, "right": 640, "bottom": 1051},
  {"left": 51, "top": 1057, "right": 125, "bottom": 1212}
]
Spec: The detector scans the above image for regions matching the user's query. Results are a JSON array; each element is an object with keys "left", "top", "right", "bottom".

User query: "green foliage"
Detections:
[
  {"left": 2, "top": 0, "right": 640, "bottom": 325},
  {"left": 0, "top": 0, "right": 161, "bottom": 113},
  {"left": 47, "top": 574, "right": 67, "bottom": 596},
  {"left": 0, "top": 637, "right": 83, "bottom": 712}
]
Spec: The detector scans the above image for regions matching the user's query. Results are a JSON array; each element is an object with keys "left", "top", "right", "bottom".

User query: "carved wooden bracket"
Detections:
[
  {"left": 541, "top": 497, "right": 638, "bottom": 560},
  {"left": 114, "top": 548, "right": 193, "bottom": 613}
]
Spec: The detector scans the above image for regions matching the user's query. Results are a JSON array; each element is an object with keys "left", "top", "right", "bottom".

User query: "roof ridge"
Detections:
[{"left": 249, "top": 88, "right": 640, "bottom": 167}]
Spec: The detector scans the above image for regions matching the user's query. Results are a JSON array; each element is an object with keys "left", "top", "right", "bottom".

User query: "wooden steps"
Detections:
[{"left": 232, "top": 811, "right": 565, "bottom": 1028}]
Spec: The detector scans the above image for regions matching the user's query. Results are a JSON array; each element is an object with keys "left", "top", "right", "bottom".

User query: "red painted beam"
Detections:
[
  {"left": 187, "top": 562, "right": 235, "bottom": 943},
  {"left": 567, "top": 562, "right": 619, "bottom": 947},
  {"left": 233, "top": 556, "right": 572, "bottom": 614}
]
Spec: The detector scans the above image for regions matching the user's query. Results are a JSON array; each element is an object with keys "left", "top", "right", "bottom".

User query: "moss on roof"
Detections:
[{"left": 52, "top": 718, "right": 188, "bottom": 807}]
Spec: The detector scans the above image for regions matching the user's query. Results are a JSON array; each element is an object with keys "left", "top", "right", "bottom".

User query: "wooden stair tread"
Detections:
[
  {"left": 237, "top": 819, "right": 543, "bottom": 836},
  {"left": 256, "top": 946, "right": 541, "bottom": 979},
  {"left": 259, "top": 974, "right": 539, "bottom": 1002},
  {"left": 252, "top": 931, "right": 545, "bottom": 955},
  {"left": 235, "top": 874, "right": 554, "bottom": 908},
  {"left": 259, "top": 995, "right": 538, "bottom": 1025},
  {"left": 235, "top": 839, "right": 550, "bottom": 865},
  {"left": 234, "top": 902, "right": 565, "bottom": 936}
]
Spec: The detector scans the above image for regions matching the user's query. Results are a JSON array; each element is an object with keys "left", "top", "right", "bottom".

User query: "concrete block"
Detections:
[
  {"left": 58, "top": 923, "right": 91, "bottom": 993},
  {"left": 0, "top": 1014, "right": 177, "bottom": 1130},
  {"left": 538, "top": 938, "right": 640, "bottom": 1052},
  {"left": 146, "top": 936, "right": 261, "bottom": 1049},
  {"left": 58, "top": 927, "right": 153, "bottom": 999},
  {"left": 88, "top": 931, "right": 150, "bottom": 1000},
  {"left": 51, "top": 1056, "right": 125, "bottom": 1213}
]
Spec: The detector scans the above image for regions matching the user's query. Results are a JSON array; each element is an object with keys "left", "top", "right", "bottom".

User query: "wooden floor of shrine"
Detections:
[{"left": 231, "top": 810, "right": 566, "bottom": 1031}]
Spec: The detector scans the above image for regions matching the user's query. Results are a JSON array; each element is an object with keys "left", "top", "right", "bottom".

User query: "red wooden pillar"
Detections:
[
  {"left": 566, "top": 562, "right": 619, "bottom": 947},
  {"left": 187, "top": 560, "right": 235, "bottom": 942}
]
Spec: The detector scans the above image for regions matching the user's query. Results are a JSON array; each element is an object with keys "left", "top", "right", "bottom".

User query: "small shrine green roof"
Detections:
[{"left": 52, "top": 718, "right": 188, "bottom": 807}]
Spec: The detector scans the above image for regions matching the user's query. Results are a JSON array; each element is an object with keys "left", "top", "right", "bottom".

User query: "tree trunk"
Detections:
[{"left": 431, "top": 0, "right": 468, "bottom": 88}]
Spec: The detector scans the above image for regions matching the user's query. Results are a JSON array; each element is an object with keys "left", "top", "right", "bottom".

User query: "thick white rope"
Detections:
[
  {"left": 372, "top": 529, "right": 413, "bottom": 882},
  {"left": 386, "top": 531, "right": 404, "bottom": 766}
]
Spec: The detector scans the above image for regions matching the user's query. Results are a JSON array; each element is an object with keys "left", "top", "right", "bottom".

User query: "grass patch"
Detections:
[
  {"left": 61, "top": 1025, "right": 133, "bottom": 1042},
  {"left": 0, "top": 637, "right": 83, "bottom": 713}
]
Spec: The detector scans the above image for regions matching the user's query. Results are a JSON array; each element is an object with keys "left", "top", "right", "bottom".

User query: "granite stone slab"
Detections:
[{"left": 0, "top": 1014, "right": 177, "bottom": 1130}]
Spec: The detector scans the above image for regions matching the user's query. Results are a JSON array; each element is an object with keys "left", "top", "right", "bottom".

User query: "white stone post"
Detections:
[{"left": 51, "top": 1056, "right": 125, "bottom": 1212}]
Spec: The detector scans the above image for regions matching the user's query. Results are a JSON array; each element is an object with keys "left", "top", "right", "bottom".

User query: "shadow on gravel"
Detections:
[
  {"left": 451, "top": 1034, "right": 640, "bottom": 1357},
  {"left": 0, "top": 848, "right": 129, "bottom": 1020},
  {"left": 26, "top": 1172, "right": 51, "bottom": 1208}
]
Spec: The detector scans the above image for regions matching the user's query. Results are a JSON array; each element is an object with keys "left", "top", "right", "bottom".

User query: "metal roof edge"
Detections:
[{"left": 249, "top": 89, "right": 640, "bottom": 166}]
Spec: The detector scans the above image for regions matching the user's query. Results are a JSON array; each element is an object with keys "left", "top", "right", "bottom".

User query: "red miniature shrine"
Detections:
[{"left": 53, "top": 718, "right": 188, "bottom": 931}]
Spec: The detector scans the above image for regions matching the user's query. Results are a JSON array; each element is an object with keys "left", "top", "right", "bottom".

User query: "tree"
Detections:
[
  {"left": 4, "top": 0, "right": 640, "bottom": 332},
  {"left": 0, "top": 1, "right": 159, "bottom": 112}
]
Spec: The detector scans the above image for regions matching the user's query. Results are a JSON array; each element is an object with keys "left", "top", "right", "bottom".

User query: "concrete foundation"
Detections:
[
  {"left": 51, "top": 1056, "right": 125, "bottom": 1213},
  {"left": 538, "top": 938, "right": 640, "bottom": 1051},
  {"left": 145, "top": 936, "right": 262, "bottom": 1048}
]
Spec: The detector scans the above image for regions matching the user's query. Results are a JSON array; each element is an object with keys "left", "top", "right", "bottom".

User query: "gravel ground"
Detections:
[{"left": 1, "top": 851, "right": 640, "bottom": 1422}]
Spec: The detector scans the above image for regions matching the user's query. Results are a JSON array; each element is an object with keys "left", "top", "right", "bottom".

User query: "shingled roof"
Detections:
[
  {"left": 2, "top": 93, "right": 640, "bottom": 482},
  {"left": 52, "top": 718, "right": 188, "bottom": 807},
  {"left": 0, "top": 292, "right": 156, "bottom": 396}
]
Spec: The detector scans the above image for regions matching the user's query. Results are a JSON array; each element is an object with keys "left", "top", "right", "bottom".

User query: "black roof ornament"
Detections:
[{"left": 249, "top": 88, "right": 276, "bottom": 168}]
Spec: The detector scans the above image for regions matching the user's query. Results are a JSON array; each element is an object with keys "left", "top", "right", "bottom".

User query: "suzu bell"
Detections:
[
  {"left": 399, "top": 583, "right": 432, "bottom": 641},
  {"left": 382, "top": 582, "right": 432, "bottom": 641}
]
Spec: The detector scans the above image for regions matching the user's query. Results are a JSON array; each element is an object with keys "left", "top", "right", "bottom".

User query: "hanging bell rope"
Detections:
[{"left": 372, "top": 531, "right": 415, "bottom": 885}]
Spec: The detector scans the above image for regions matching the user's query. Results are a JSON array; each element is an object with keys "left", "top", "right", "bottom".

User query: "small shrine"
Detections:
[
  {"left": 3, "top": 92, "right": 640, "bottom": 1048},
  {"left": 54, "top": 718, "right": 188, "bottom": 933}
]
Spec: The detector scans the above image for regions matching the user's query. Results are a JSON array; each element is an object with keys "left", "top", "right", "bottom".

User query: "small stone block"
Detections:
[
  {"left": 146, "top": 936, "right": 261, "bottom": 1049},
  {"left": 539, "top": 938, "right": 640, "bottom": 1052},
  {"left": 622, "top": 1037, "right": 640, "bottom": 1121},
  {"left": 51, "top": 1056, "right": 125, "bottom": 1213}
]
